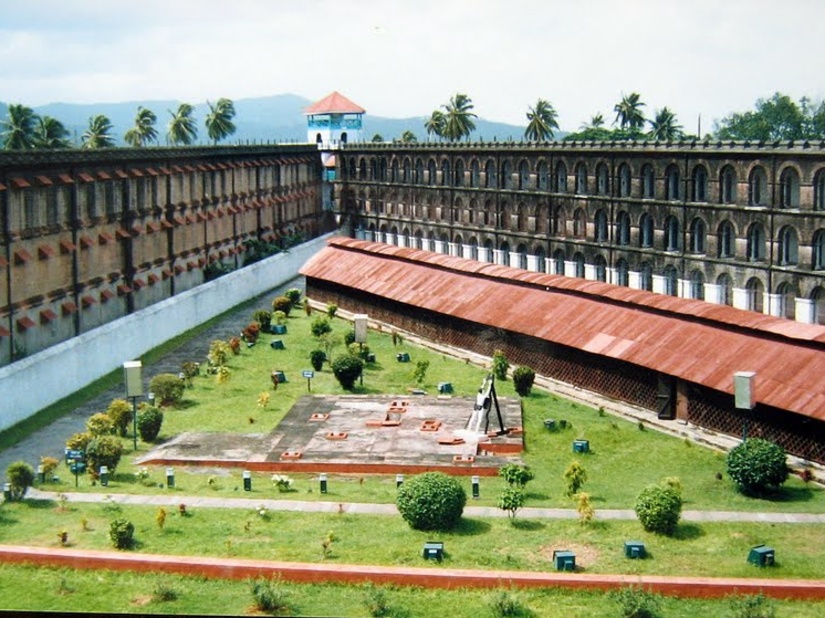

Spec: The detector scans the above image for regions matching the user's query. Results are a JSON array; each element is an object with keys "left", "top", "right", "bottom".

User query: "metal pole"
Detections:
[{"left": 132, "top": 396, "right": 138, "bottom": 451}]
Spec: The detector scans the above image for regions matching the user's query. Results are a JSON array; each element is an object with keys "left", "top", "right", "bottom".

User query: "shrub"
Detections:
[
  {"left": 396, "top": 471, "right": 466, "bottom": 531},
  {"left": 208, "top": 340, "right": 231, "bottom": 367},
  {"left": 309, "top": 349, "right": 327, "bottom": 371},
  {"left": 66, "top": 432, "right": 93, "bottom": 452},
  {"left": 250, "top": 578, "right": 290, "bottom": 614},
  {"left": 272, "top": 310, "right": 287, "bottom": 326},
  {"left": 576, "top": 492, "right": 595, "bottom": 525},
  {"left": 310, "top": 316, "right": 333, "bottom": 338},
  {"left": 489, "top": 589, "right": 531, "bottom": 618},
  {"left": 492, "top": 349, "right": 510, "bottom": 381},
  {"left": 228, "top": 337, "right": 241, "bottom": 355},
  {"left": 564, "top": 460, "right": 588, "bottom": 496},
  {"left": 151, "top": 581, "right": 179, "bottom": 603},
  {"left": 611, "top": 585, "right": 662, "bottom": 618},
  {"left": 726, "top": 438, "right": 789, "bottom": 495},
  {"left": 181, "top": 361, "right": 200, "bottom": 381},
  {"left": 40, "top": 456, "right": 60, "bottom": 479},
  {"left": 85, "top": 436, "right": 124, "bottom": 477},
  {"left": 331, "top": 354, "right": 364, "bottom": 390},
  {"left": 242, "top": 323, "right": 260, "bottom": 344},
  {"left": 728, "top": 593, "right": 776, "bottom": 618},
  {"left": 6, "top": 461, "right": 35, "bottom": 500},
  {"left": 413, "top": 359, "right": 430, "bottom": 385},
  {"left": 497, "top": 487, "right": 525, "bottom": 521},
  {"left": 106, "top": 399, "right": 133, "bottom": 437},
  {"left": 634, "top": 483, "right": 682, "bottom": 535},
  {"left": 512, "top": 366, "right": 536, "bottom": 397},
  {"left": 363, "top": 584, "right": 392, "bottom": 617},
  {"left": 285, "top": 287, "right": 302, "bottom": 306},
  {"left": 303, "top": 298, "right": 311, "bottom": 315},
  {"left": 86, "top": 412, "right": 115, "bottom": 437},
  {"left": 348, "top": 342, "right": 371, "bottom": 360},
  {"left": 252, "top": 309, "right": 272, "bottom": 332},
  {"left": 149, "top": 373, "right": 185, "bottom": 406},
  {"left": 109, "top": 518, "right": 135, "bottom": 549},
  {"left": 499, "top": 463, "right": 534, "bottom": 488},
  {"left": 137, "top": 406, "right": 164, "bottom": 442},
  {"left": 271, "top": 295, "right": 292, "bottom": 316},
  {"left": 326, "top": 302, "right": 338, "bottom": 318}
]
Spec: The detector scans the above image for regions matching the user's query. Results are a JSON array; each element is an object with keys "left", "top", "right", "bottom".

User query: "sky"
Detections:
[{"left": 1, "top": 0, "right": 824, "bottom": 133}]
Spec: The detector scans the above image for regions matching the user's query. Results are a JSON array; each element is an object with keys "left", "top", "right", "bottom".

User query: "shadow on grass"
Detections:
[
  {"left": 24, "top": 498, "right": 56, "bottom": 510},
  {"left": 510, "top": 518, "right": 546, "bottom": 531},
  {"left": 757, "top": 485, "right": 819, "bottom": 504},
  {"left": 672, "top": 523, "right": 704, "bottom": 541},
  {"left": 452, "top": 517, "right": 492, "bottom": 536},
  {"left": 525, "top": 491, "right": 550, "bottom": 501}
]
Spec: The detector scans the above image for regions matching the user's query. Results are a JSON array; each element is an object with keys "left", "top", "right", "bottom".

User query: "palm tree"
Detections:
[
  {"left": 33, "top": 115, "right": 70, "bottom": 149},
  {"left": 648, "top": 107, "right": 683, "bottom": 141},
  {"left": 400, "top": 130, "right": 417, "bottom": 143},
  {"left": 1, "top": 104, "right": 37, "bottom": 149},
  {"left": 424, "top": 110, "right": 445, "bottom": 140},
  {"left": 81, "top": 114, "right": 115, "bottom": 149},
  {"left": 613, "top": 92, "right": 646, "bottom": 130},
  {"left": 441, "top": 93, "right": 477, "bottom": 141},
  {"left": 204, "top": 98, "right": 236, "bottom": 144},
  {"left": 579, "top": 113, "right": 605, "bottom": 130},
  {"left": 124, "top": 106, "right": 158, "bottom": 147},
  {"left": 167, "top": 103, "right": 198, "bottom": 146},
  {"left": 524, "top": 98, "right": 559, "bottom": 142}
]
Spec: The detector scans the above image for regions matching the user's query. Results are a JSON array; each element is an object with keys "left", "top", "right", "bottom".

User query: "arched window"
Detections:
[
  {"left": 691, "top": 165, "right": 708, "bottom": 202},
  {"left": 718, "top": 220, "right": 735, "bottom": 258},
  {"left": 518, "top": 161, "right": 530, "bottom": 190},
  {"left": 720, "top": 165, "right": 737, "bottom": 203},
  {"left": 640, "top": 262, "right": 653, "bottom": 291},
  {"left": 427, "top": 159, "right": 437, "bottom": 185},
  {"left": 746, "top": 277, "right": 764, "bottom": 313},
  {"left": 440, "top": 160, "right": 450, "bottom": 186},
  {"left": 501, "top": 161, "right": 513, "bottom": 189},
  {"left": 573, "top": 252, "right": 585, "bottom": 278},
  {"left": 516, "top": 244, "right": 528, "bottom": 270},
  {"left": 618, "top": 163, "right": 632, "bottom": 198},
  {"left": 779, "top": 167, "right": 800, "bottom": 208},
  {"left": 665, "top": 165, "right": 681, "bottom": 201},
  {"left": 663, "top": 265, "right": 679, "bottom": 296},
  {"left": 594, "top": 209, "right": 608, "bottom": 242},
  {"left": 359, "top": 159, "right": 367, "bottom": 180},
  {"left": 575, "top": 162, "right": 588, "bottom": 194},
  {"left": 573, "top": 208, "right": 587, "bottom": 238},
  {"left": 454, "top": 235, "right": 464, "bottom": 258},
  {"left": 812, "top": 287, "right": 825, "bottom": 325},
  {"left": 639, "top": 213, "right": 654, "bottom": 248},
  {"left": 516, "top": 202, "right": 528, "bottom": 232},
  {"left": 616, "top": 259, "right": 629, "bottom": 286},
  {"left": 748, "top": 166, "right": 768, "bottom": 206},
  {"left": 776, "top": 281, "right": 796, "bottom": 320},
  {"left": 468, "top": 237, "right": 479, "bottom": 260},
  {"left": 484, "top": 238, "right": 495, "bottom": 262},
  {"left": 553, "top": 249, "right": 565, "bottom": 275},
  {"left": 534, "top": 245, "right": 546, "bottom": 272},
  {"left": 717, "top": 273, "right": 733, "bottom": 306},
  {"left": 552, "top": 207, "right": 566, "bottom": 236},
  {"left": 555, "top": 161, "right": 568, "bottom": 192},
  {"left": 596, "top": 163, "right": 609, "bottom": 196},
  {"left": 689, "top": 270, "right": 705, "bottom": 300},
  {"left": 594, "top": 255, "right": 607, "bottom": 281},
  {"left": 500, "top": 241, "right": 510, "bottom": 266},
  {"left": 747, "top": 223, "right": 766, "bottom": 262},
  {"left": 616, "top": 211, "right": 631, "bottom": 246},
  {"left": 664, "top": 215, "right": 680, "bottom": 251},
  {"left": 485, "top": 160, "right": 497, "bottom": 188},
  {"left": 689, "top": 218, "right": 706, "bottom": 254},
  {"left": 537, "top": 161, "right": 549, "bottom": 190},
  {"left": 414, "top": 229, "right": 423, "bottom": 249},
  {"left": 815, "top": 170, "right": 825, "bottom": 211},
  {"left": 415, "top": 159, "right": 424, "bottom": 184},
  {"left": 641, "top": 164, "right": 656, "bottom": 199},
  {"left": 390, "top": 160, "right": 399, "bottom": 182},
  {"left": 470, "top": 160, "right": 480, "bottom": 187},
  {"left": 777, "top": 225, "right": 799, "bottom": 265},
  {"left": 403, "top": 159, "right": 411, "bottom": 183},
  {"left": 813, "top": 229, "right": 825, "bottom": 269},
  {"left": 453, "top": 159, "right": 464, "bottom": 187}
]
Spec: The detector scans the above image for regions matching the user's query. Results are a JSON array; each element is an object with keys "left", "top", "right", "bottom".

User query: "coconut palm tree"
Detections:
[
  {"left": 400, "top": 130, "right": 417, "bottom": 143},
  {"left": 441, "top": 93, "right": 477, "bottom": 141},
  {"left": 580, "top": 113, "right": 605, "bottom": 130},
  {"left": 124, "top": 106, "right": 158, "bottom": 147},
  {"left": 524, "top": 98, "right": 559, "bottom": 141},
  {"left": 167, "top": 103, "right": 198, "bottom": 146},
  {"left": 204, "top": 98, "right": 236, "bottom": 144},
  {"left": 648, "top": 107, "right": 683, "bottom": 141},
  {"left": 613, "top": 92, "right": 646, "bottom": 130},
  {"left": 33, "top": 115, "right": 70, "bottom": 149},
  {"left": 81, "top": 114, "right": 115, "bottom": 149},
  {"left": 1, "top": 104, "right": 37, "bottom": 149},
  {"left": 424, "top": 110, "right": 445, "bottom": 140}
]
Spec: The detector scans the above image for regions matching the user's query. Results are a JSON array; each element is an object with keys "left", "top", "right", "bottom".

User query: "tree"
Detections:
[
  {"left": 371, "top": 133, "right": 384, "bottom": 143},
  {"left": 648, "top": 107, "right": 683, "bottom": 141},
  {"left": 564, "top": 460, "right": 587, "bottom": 496},
  {"left": 441, "top": 93, "right": 477, "bottom": 141},
  {"left": 5, "top": 461, "right": 35, "bottom": 500},
  {"left": 715, "top": 92, "right": 810, "bottom": 141},
  {"left": 106, "top": 399, "right": 133, "bottom": 437},
  {"left": 396, "top": 472, "right": 466, "bottom": 531},
  {"left": 1, "top": 104, "right": 37, "bottom": 149},
  {"left": 634, "top": 483, "right": 682, "bottom": 534},
  {"left": 497, "top": 487, "right": 525, "bottom": 521},
  {"left": 167, "top": 103, "right": 198, "bottom": 145},
  {"left": 492, "top": 350, "right": 509, "bottom": 381},
  {"left": 81, "top": 115, "right": 115, "bottom": 149},
  {"left": 614, "top": 92, "right": 646, "bottom": 130},
  {"left": 512, "top": 366, "right": 536, "bottom": 397},
  {"left": 33, "top": 115, "right": 70, "bottom": 149},
  {"left": 400, "top": 130, "right": 417, "bottom": 143},
  {"left": 310, "top": 316, "right": 332, "bottom": 338},
  {"left": 580, "top": 113, "right": 605, "bottom": 130},
  {"left": 124, "top": 106, "right": 158, "bottom": 147},
  {"left": 524, "top": 98, "right": 559, "bottom": 141},
  {"left": 726, "top": 438, "right": 789, "bottom": 495},
  {"left": 499, "top": 463, "right": 534, "bottom": 488},
  {"left": 424, "top": 110, "right": 445, "bottom": 140},
  {"left": 331, "top": 354, "right": 363, "bottom": 390},
  {"left": 204, "top": 98, "right": 236, "bottom": 144}
]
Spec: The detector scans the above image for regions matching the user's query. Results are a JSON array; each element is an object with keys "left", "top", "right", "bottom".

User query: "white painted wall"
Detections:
[{"left": 0, "top": 234, "right": 333, "bottom": 433}]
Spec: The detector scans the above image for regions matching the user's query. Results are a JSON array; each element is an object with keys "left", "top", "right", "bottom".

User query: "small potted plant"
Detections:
[{"left": 272, "top": 311, "right": 288, "bottom": 335}]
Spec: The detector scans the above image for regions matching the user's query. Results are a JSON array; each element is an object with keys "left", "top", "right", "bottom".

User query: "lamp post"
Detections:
[
  {"left": 123, "top": 361, "right": 143, "bottom": 451},
  {"left": 354, "top": 314, "right": 368, "bottom": 387},
  {"left": 734, "top": 371, "right": 756, "bottom": 440}
]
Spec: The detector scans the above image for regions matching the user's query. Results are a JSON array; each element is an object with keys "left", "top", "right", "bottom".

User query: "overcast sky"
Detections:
[{"left": 2, "top": 0, "right": 824, "bottom": 132}]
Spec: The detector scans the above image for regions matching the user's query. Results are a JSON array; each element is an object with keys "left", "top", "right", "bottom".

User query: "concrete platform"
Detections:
[{"left": 139, "top": 395, "right": 524, "bottom": 476}]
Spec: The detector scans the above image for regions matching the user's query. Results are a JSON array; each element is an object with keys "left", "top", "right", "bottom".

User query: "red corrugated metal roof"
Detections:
[
  {"left": 301, "top": 238, "right": 825, "bottom": 421},
  {"left": 304, "top": 91, "right": 366, "bottom": 115}
]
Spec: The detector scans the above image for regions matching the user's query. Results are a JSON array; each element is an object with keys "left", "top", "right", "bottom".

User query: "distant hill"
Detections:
[{"left": 0, "top": 94, "right": 528, "bottom": 145}]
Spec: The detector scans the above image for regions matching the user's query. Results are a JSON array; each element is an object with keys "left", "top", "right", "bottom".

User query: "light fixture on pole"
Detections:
[{"left": 123, "top": 360, "right": 143, "bottom": 451}]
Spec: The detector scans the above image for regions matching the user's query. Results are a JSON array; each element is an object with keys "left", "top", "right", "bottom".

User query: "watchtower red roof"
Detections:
[{"left": 304, "top": 91, "right": 366, "bottom": 115}]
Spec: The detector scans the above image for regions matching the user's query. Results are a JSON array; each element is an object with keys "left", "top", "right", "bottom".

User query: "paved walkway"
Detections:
[{"left": 22, "top": 488, "right": 825, "bottom": 524}]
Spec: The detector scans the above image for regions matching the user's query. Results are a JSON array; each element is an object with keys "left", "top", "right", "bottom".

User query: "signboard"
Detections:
[{"left": 302, "top": 370, "right": 315, "bottom": 379}]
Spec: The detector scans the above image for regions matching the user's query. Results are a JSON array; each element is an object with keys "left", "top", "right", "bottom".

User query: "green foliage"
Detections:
[
  {"left": 5, "top": 461, "right": 35, "bottom": 500},
  {"left": 271, "top": 295, "right": 293, "bottom": 316},
  {"left": 150, "top": 581, "right": 179, "bottom": 603},
  {"left": 137, "top": 406, "right": 164, "bottom": 442},
  {"left": 728, "top": 593, "right": 777, "bottom": 618},
  {"left": 396, "top": 472, "right": 466, "bottom": 531},
  {"left": 564, "top": 460, "right": 588, "bottom": 496},
  {"left": 86, "top": 412, "right": 115, "bottom": 436},
  {"left": 39, "top": 456, "right": 59, "bottom": 478},
  {"left": 363, "top": 584, "right": 393, "bottom": 617},
  {"left": 207, "top": 340, "right": 231, "bottom": 367},
  {"left": 499, "top": 463, "right": 534, "bottom": 488},
  {"left": 492, "top": 350, "right": 510, "bottom": 381},
  {"left": 344, "top": 328, "right": 357, "bottom": 346},
  {"left": 309, "top": 349, "right": 327, "bottom": 371},
  {"left": 326, "top": 303, "right": 338, "bottom": 318},
  {"left": 250, "top": 578, "right": 291, "bottom": 614},
  {"left": 252, "top": 309, "right": 272, "bottom": 331},
  {"left": 331, "top": 354, "right": 364, "bottom": 390},
  {"left": 285, "top": 288, "right": 302, "bottom": 306},
  {"left": 348, "top": 342, "right": 371, "bottom": 360},
  {"left": 66, "top": 432, "right": 93, "bottom": 452},
  {"left": 497, "top": 487, "right": 525, "bottom": 521},
  {"left": 412, "top": 359, "right": 430, "bottom": 385},
  {"left": 576, "top": 492, "right": 595, "bottom": 526},
  {"left": 310, "top": 316, "right": 333, "bottom": 338},
  {"left": 511, "top": 366, "right": 536, "bottom": 397},
  {"left": 108, "top": 518, "right": 135, "bottom": 549},
  {"left": 149, "top": 373, "right": 185, "bottom": 406},
  {"left": 634, "top": 482, "right": 683, "bottom": 535},
  {"left": 488, "top": 589, "right": 532, "bottom": 618},
  {"left": 106, "top": 399, "right": 133, "bottom": 437},
  {"left": 85, "top": 436, "right": 124, "bottom": 476},
  {"left": 726, "top": 438, "right": 789, "bottom": 495},
  {"left": 271, "top": 310, "right": 287, "bottom": 326},
  {"left": 610, "top": 585, "right": 662, "bottom": 618},
  {"left": 715, "top": 91, "right": 825, "bottom": 141}
]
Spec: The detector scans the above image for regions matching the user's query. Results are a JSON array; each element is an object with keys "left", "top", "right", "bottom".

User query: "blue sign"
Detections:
[{"left": 302, "top": 370, "right": 315, "bottom": 379}]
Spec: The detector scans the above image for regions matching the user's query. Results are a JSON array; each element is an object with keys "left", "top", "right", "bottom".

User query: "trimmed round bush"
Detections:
[
  {"left": 285, "top": 288, "right": 302, "bottom": 306},
  {"left": 271, "top": 295, "right": 292, "bottom": 316},
  {"left": 149, "top": 373, "right": 185, "bottom": 406},
  {"left": 137, "top": 406, "right": 164, "bottom": 442},
  {"left": 634, "top": 483, "right": 682, "bottom": 535},
  {"left": 727, "top": 438, "right": 788, "bottom": 495},
  {"left": 66, "top": 431, "right": 93, "bottom": 452},
  {"left": 512, "top": 366, "right": 536, "bottom": 397},
  {"left": 396, "top": 472, "right": 466, "bottom": 531},
  {"left": 310, "top": 316, "right": 333, "bottom": 338},
  {"left": 331, "top": 354, "right": 364, "bottom": 391},
  {"left": 6, "top": 461, "right": 35, "bottom": 500},
  {"left": 86, "top": 412, "right": 115, "bottom": 436},
  {"left": 109, "top": 518, "right": 135, "bottom": 549},
  {"left": 309, "top": 349, "right": 327, "bottom": 371},
  {"left": 106, "top": 399, "right": 133, "bottom": 437},
  {"left": 85, "top": 436, "right": 124, "bottom": 477}
]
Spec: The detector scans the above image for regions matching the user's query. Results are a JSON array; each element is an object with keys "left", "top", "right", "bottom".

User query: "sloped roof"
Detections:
[
  {"left": 301, "top": 238, "right": 825, "bottom": 421},
  {"left": 304, "top": 91, "right": 366, "bottom": 115}
]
